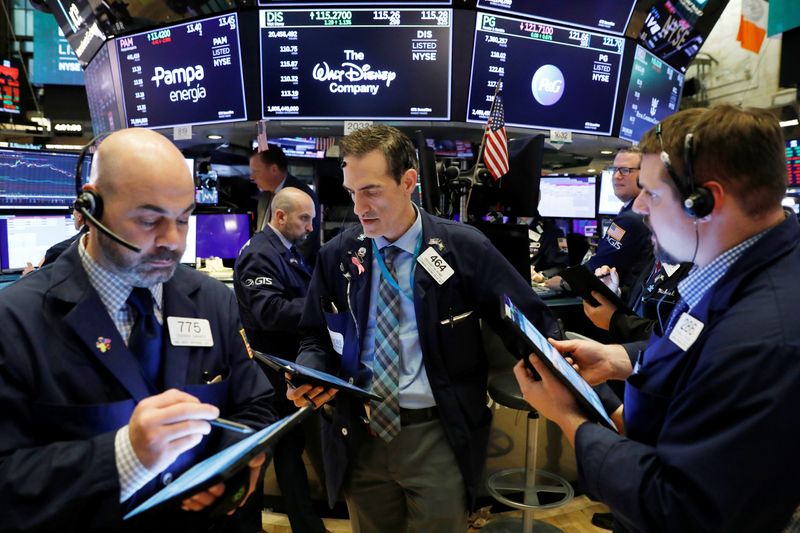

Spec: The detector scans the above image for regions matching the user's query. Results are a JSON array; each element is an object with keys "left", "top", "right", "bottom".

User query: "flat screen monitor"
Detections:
[
  {"left": 572, "top": 218, "right": 598, "bottom": 237},
  {"left": 787, "top": 138, "right": 800, "bottom": 187},
  {"left": 84, "top": 42, "right": 125, "bottom": 136},
  {"left": 468, "top": 222, "right": 530, "bottom": 282},
  {"left": 116, "top": 13, "right": 247, "bottom": 129},
  {"left": 272, "top": 137, "right": 326, "bottom": 159},
  {"left": 538, "top": 176, "right": 597, "bottom": 219},
  {"left": 181, "top": 215, "right": 198, "bottom": 264},
  {"left": 598, "top": 169, "right": 625, "bottom": 215},
  {"left": 0, "top": 215, "right": 80, "bottom": 270},
  {"left": 194, "top": 213, "right": 250, "bottom": 260},
  {"left": 0, "top": 149, "right": 91, "bottom": 209},
  {"left": 260, "top": 8, "right": 452, "bottom": 120},
  {"left": 476, "top": 0, "right": 636, "bottom": 35},
  {"left": 636, "top": 0, "right": 727, "bottom": 73},
  {"left": 467, "top": 12, "right": 624, "bottom": 135},
  {"left": 0, "top": 59, "right": 21, "bottom": 115},
  {"left": 619, "top": 45, "right": 684, "bottom": 143},
  {"left": 426, "top": 138, "right": 474, "bottom": 158},
  {"left": 32, "top": 11, "right": 84, "bottom": 86}
]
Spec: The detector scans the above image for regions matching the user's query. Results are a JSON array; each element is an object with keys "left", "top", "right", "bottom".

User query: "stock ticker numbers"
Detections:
[
  {"left": 0, "top": 150, "right": 91, "bottom": 209},
  {"left": 787, "top": 140, "right": 800, "bottom": 187},
  {"left": 260, "top": 9, "right": 451, "bottom": 120},
  {"left": 116, "top": 13, "right": 247, "bottom": 129},
  {"left": 467, "top": 12, "right": 624, "bottom": 135}
]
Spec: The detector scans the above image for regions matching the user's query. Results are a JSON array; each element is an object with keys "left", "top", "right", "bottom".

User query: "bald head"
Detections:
[
  {"left": 91, "top": 128, "right": 193, "bottom": 200},
  {"left": 84, "top": 128, "right": 196, "bottom": 287},
  {"left": 269, "top": 187, "right": 316, "bottom": 244}
]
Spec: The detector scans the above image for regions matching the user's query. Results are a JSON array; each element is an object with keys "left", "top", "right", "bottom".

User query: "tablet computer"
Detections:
[
  {"left": 252, "top": 351, "right": 382, "bottom": 402},
  {"left": 559, "top": 265, "right": 633, "bottom": 314},
  {"left": 502, "top": 294, "right": 616, "bottom": 431},
  {"left": 124, "top": 407, "right": 310, "bottom": 520}
]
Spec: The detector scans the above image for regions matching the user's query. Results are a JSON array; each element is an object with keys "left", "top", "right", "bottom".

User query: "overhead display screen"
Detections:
[
  {"left": 260, "top": 8, "right": 451, "bottom": 120},
  {"left": 475, "top": 0, "right": 637, "bottom": 35},
  {"left": 787, "top": 139, "right": 800, "bottom": 187},
  {"left": 32, "top": 11, "right": 84, "bottom": 86},
  {"left": 116, "top": 13, "right": 247, "bottom": 129},
  {"left": 637, "top": 0, "right": 726, "bottom": 73},
  {"left": 619, "top": 45, "right": 684, "bottom": 144},
  {"left": 467, "top": 12, "right": 624, "bottom": 135},
  {"left": 84, "top": 42, "right": 124, "bottom": 135},
  {"left": 49, "top": 0, "right": 108, "bottom": 66},
  {"left": 0, "top": 60, "right": 21, "bottom": 115}
]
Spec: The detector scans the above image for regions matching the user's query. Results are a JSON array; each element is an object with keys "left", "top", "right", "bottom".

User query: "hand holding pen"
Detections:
[{"left": 593, "top": 266, "right": 620, "bottom": 295}]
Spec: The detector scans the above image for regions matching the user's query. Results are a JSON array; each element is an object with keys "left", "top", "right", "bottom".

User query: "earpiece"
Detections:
[
  {"left": 656, "top": 125, "right": 714, "bottom": 218},
  {"left": 73, "top": 190, "right": 104, "bottom": 220}
]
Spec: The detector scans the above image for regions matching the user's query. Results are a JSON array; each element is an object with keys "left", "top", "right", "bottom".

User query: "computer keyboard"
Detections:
[{"left": 532, "top": 284, "right": 561, "bottom": 299}]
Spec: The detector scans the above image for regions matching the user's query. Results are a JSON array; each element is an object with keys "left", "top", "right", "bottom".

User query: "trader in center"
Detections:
[{"left": 287, "top": 124, "right": 559, "bottom": 531}]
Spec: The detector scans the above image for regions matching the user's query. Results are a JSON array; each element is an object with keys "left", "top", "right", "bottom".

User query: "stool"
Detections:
[{"left": 483, "top": 372, "right": 573, "bottom": 533}]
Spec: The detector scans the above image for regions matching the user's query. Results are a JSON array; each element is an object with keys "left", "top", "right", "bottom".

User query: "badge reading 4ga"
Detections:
[
  {"left": 167, "top": 317, "right": 214, "bottom": 347},
  {"left": 417, "top": 246, "right": 454, "bottom": 285}
]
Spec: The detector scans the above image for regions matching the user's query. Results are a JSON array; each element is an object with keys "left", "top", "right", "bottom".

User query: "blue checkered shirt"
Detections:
[
  {"left": 676, "top": 230, "right": 767, "bottom": 314},
  {"left": 78, "top": 239, "right": 163, "bottom": 502}
]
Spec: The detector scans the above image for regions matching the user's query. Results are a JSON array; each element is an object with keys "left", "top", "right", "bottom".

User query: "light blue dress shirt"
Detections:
[{"left": 360, "top": 207, "right": 436, "bottom": 408}]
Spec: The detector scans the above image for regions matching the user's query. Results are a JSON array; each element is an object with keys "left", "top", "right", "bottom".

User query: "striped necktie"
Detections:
[{"left": 370, "top": 245, "right": 402, "bottom": 442}]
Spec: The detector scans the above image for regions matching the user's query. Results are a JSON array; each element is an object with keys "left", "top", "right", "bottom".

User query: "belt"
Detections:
[{"left": 399, "top": 406, "right": 439, "bottom": 426}]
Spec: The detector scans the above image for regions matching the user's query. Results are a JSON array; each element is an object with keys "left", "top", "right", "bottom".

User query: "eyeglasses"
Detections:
[{"left": 608, "top": 166, "right": 640, "bottom": 176}]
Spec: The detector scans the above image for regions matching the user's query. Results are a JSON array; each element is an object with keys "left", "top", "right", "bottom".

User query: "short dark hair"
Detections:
[
  {"left": 639, "top": 105, "right": 787, "bottom": 217},
  {"left": 339, "top": 124, "right": 418, "bottom": 184},
  {"left": 251, "top": 144, "right": 288, "bottom": 173}
]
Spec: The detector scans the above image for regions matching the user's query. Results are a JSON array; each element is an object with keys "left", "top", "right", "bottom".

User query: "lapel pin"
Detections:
[
  {"left": 95, "top": 337, "right": 111, "bottom": 353},
  {"left": 428, "top": 238, "right": 445, "bottom": 252},
  {"left": 357, "top": 247, "right": 367, "bottom": 261},
  {"left": 357, "top": 233, "right": 366, "bottom": 241},
  {"left": 351, "top": 256, "right": 365, "bottom": 275}
]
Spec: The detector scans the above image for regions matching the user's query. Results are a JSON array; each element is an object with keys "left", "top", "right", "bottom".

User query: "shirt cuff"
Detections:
[{"left": 114, "top": 425, "right": 157, "bottom": 502}]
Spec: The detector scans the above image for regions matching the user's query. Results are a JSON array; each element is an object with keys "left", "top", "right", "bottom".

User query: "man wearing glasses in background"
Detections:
[{"left": 546, "top": 147, "right": 653, "bottom": 293}]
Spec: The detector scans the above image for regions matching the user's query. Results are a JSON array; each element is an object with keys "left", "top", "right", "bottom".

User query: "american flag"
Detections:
[{"left": 483, "top": 91, "right": 509, "bottom": 180}]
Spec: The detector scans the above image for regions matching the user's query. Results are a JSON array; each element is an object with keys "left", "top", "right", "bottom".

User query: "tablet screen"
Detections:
[
  {"left": 124, "top": 410, "right": 303, "bottom": 520},
  {"left": 503, "top": 295, "right": 615, "bottom": 429},
  {"left": 253, "top": 352, "right": 381, "bottom": 401}
]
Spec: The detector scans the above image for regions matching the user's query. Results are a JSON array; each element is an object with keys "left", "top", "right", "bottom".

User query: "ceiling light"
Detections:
[
  {"left": 600, "top": 150, "right": 613, "bottom": 155},
  {"left": 207, "top": 134, "right": 223, "bottom": 140},
  {"left": 779, "top": 119, "right": 799, "bottom": 128}
]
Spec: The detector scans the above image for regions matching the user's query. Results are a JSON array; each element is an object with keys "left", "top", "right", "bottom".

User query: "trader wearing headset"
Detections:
[
  {"left": 515, "top": 105, "right": 800, "bottom": 532},
  {"left": 0, "top": 128, "right": 277, "bottom": 532}
]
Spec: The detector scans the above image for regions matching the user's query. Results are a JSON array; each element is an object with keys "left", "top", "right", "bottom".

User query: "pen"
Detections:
[{"left": 208, "top": 418, "right": 254, "bottom": 434}]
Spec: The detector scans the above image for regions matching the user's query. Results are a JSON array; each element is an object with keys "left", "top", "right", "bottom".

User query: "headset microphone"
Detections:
[{"left": 73, "top": 136, "right": 142, "bottom": 253}]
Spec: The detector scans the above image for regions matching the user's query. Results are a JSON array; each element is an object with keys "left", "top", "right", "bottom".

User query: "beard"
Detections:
[
  {"left": 288, "top": 232, "right": 309, "bottom": 245},
  {"left": 652, "top": 239, "right": 681, "bottom": 265},
  {"left": 644, "top": 217, "right": 681, "bottom": 265},
  {"left": 96, "top": 230, "right": 182, "bottom": 287}
]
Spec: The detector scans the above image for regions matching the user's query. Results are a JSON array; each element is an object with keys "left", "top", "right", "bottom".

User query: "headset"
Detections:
[
  {"left": 655, "top": 123, "right": 715, "bottom": 218},
  {"left": 73, "top": 134, "right": 142, "bottom": 253}
]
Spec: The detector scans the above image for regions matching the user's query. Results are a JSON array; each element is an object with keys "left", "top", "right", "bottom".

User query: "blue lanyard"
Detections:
[{"left": 372, "top": 234, "right": 423, "bottom": 301}]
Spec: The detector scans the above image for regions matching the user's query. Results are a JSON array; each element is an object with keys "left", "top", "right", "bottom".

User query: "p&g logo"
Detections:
[{"left": 531, "top": 65, "right": 565, "bottom": 106}]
